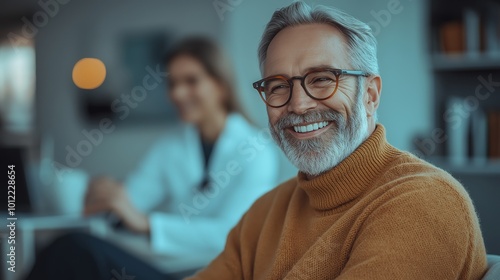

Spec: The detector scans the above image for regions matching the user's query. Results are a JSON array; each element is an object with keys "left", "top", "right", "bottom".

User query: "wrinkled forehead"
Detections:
[{"left": 263, "top": 23, "right": 350, "bottom": 77}]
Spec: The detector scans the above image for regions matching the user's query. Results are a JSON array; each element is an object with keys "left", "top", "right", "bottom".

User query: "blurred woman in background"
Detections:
[{"left": 26, "top": 37, "right": 278, "bottom": 280}]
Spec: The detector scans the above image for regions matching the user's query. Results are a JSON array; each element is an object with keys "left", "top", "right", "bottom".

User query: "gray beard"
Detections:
[{"left": 269, "top": 88, "right": 369, "bottom": 177}]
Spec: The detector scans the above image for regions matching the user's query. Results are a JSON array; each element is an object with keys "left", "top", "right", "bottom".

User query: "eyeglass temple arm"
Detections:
[{"left": 341, "top": 70, "right": 370, "bottom": 77}]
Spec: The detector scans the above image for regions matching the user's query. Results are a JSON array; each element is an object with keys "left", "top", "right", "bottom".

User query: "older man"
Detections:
[{"left": 188, "top": 2, "right": 487, "bottom": 279}]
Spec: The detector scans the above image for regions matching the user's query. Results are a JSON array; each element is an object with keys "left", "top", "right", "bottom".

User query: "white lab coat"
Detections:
[{"left": 124, "top": 113, "right": 279, "bottom": 267}]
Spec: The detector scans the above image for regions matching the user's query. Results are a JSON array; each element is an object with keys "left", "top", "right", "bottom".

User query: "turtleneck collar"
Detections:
[{"left": 297, "top": 124, "right": 401, "bottom": 211}]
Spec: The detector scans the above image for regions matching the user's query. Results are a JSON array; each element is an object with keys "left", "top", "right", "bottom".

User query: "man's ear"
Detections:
[{"left": 363, "top": 75, "right": 382, "bottom": 118}]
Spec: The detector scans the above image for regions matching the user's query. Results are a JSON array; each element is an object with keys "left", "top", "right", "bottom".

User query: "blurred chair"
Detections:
[{"left": 483, "top": 254, "right": 500, "bottom": 280}]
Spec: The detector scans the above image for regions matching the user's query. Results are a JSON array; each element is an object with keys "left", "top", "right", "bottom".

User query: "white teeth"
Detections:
[{"left": 293, "top": 121, "right": 329, "bottom": 133}]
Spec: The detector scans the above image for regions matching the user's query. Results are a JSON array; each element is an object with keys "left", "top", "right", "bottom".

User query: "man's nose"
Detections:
[{"left": 287, "top": 81, "right": 318, "bottom": 115}]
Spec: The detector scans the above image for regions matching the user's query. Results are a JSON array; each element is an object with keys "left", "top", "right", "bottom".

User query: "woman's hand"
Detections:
[{"left": 84, "top": 176, "right": 150, "bottom": 234}]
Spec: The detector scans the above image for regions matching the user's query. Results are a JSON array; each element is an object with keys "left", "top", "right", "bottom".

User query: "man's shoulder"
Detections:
[
  {"left": 357, "top": 151, "right": 481, "bottom": 242},
  {"left": 383, "top": 150, "right": 460, "bottom": 186},
  {"left": 373, "top": 150, "right": 473, "bottom": 210}
]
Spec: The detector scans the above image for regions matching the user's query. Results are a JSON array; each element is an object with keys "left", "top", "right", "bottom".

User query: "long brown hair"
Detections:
[{"left": 165, "top": 36, "right": 249, "bottom": 122}]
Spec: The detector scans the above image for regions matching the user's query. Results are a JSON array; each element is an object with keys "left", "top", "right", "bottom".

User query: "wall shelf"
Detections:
[{"left": 432, "top": 53, "right": 500, "bottom": 71}]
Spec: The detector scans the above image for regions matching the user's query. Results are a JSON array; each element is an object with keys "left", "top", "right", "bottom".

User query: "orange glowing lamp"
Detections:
[{"left": 72, "top": 58, "right": 106, "bottom": 90}]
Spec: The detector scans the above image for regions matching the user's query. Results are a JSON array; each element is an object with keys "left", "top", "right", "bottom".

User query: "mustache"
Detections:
[{"left": 273, "top": 109, "right": 346, "bottom": 130}]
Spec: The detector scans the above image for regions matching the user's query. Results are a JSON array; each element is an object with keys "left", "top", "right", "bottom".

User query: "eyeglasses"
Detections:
[{"left": 252, "top": 68, "right": 369, "bottom": 108}]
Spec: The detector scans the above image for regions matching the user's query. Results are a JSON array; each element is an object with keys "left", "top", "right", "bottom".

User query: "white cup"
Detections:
[{"left": 46, "top": 169, "right": 89, "bottom": 216}]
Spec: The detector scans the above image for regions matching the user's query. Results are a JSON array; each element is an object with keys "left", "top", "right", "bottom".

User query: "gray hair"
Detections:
[{"left": 258, "top": 1, "right": 379, "bottom": 75}]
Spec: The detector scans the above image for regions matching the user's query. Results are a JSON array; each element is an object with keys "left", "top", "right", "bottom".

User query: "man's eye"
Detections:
[
  {"left": 270, "top": 84, "right": 289, "bottom": 94},
  {"left": 312, "top": 77, "right": 333, "bottom": 83}
]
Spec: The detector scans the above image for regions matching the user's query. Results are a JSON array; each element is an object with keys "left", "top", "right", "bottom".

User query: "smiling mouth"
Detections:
[{"left": 292, "top": 121, "right": 330, "bottom": 133}]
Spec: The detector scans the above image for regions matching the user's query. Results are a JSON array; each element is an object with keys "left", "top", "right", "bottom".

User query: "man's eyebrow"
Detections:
[
  {"left": 302, "top": 64, "right": 338, "bottom": 73},
  {"left": 266, "top": 64, "right": 341, "bottom": 77}
]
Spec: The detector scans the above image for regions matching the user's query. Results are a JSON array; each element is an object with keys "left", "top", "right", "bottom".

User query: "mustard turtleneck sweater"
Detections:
[{"left": 187, "top": 125, "right": 487, "bottom": 280}]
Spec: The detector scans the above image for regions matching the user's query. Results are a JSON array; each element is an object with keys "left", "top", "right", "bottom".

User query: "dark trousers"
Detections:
[{"left": 25, "top": 232, "right": 193, "bottom": 280}]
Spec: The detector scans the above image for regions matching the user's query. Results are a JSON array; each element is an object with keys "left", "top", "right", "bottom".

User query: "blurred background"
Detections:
[{"left": 0, "top": 0, "right": 499, "bottom": 279}]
